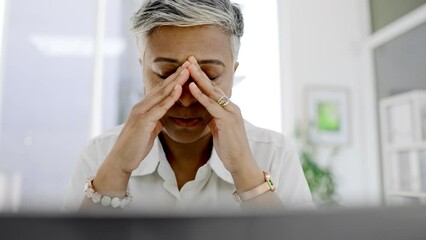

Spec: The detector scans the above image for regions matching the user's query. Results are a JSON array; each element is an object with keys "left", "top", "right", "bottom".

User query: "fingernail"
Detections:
[
  {"left": 189, "top": 82, "right": 197, "bottom": 88},
  {"left": 180, "top": 69, "right": 187, "bottom": 75}
]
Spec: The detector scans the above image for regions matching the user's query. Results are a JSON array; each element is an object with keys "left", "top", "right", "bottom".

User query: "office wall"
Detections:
[{"left": 277, "top": 0, "right": 381, "bottom": 206}]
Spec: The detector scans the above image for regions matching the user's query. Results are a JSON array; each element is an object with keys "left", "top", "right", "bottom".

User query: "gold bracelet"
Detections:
[{"left": 232, "top": 171, "right": 276, "bottom": 203}]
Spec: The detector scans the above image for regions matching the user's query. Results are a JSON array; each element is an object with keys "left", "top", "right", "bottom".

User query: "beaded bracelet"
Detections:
[{"left": 84, "top": 177, "right": 132, "bottom": 208}]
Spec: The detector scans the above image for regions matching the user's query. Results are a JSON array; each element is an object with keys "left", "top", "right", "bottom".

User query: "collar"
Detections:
[
  {"left": 208, "top": 148, "right": 234, "bottom": 184},
  {"left": 130, "top": 138, "right": 163, "bottom": 177},
  {"left": 130, "top": 137, "right": 234, "bottom": 184}
]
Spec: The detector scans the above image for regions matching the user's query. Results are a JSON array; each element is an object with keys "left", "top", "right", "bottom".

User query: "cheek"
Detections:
[
  {"left": 216, "top": 76, "right": 234, "bottom": 96},
  {"left": 143, "top": 74, "right": 160, "bottom": 94}
]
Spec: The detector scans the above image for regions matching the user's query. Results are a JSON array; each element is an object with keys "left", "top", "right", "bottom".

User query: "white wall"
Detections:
[{"left": 277, "top": 0, "right": 382, "bottom": 207}]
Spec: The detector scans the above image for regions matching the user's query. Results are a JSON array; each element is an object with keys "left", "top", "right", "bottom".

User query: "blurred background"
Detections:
[{"left": 0, "top": 0, "right": 425, "bottom": 212}]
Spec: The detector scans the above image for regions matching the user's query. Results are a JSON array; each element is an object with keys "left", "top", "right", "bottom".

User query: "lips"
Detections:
[{"left": 170, "top": 117, "right": 201, "bottom": 128}]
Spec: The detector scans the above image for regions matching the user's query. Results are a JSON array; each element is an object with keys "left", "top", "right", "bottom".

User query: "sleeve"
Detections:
[
  {"left": 61, "top": 140, "right": 100, "bottom": 212},
  {"left": 271, "top": 140, "right": 316, "bottom": 210}
]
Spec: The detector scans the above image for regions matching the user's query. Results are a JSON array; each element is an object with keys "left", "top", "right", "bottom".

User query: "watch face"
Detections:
[
  {"left": 264, "top": 171, "right": 276, "bottom": 192},
  {"left": 268, "top": 179, "right": 275, "bottom": 190}
]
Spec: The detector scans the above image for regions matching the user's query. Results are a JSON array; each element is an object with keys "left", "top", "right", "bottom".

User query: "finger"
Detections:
[
  {"left": 187, "top": 57, "right": 223, "bottom": 101},
  {"left": 152, "top": 61, "right": 189, "bottom": 93},
  {"left": 167, "top": 61, "right": 190, "bottom": 86},
  {"left": 147, "top": 84, "right": 183, "bottom": 121},
  {"left": 189, "top": 82, "right": 225, "bottom": 118},
  {"left": 135, "top": 64, "right": 189, "bottom": 113},
  {"left": 147, "top": 62, "right": 190, "bottom": 103}
]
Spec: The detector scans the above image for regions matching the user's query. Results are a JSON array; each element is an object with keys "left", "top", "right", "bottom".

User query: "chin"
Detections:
[{"left": 162, "top": 127, "right": 211, "bottom": 144}]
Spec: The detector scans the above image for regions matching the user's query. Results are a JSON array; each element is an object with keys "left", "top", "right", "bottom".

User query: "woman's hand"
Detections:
[
  {"left": 106, "top": 62, "right": 190, "bottom": 173},
  {"left": 187, "top": 57, "right": 264, "bottom": 192},
  {"left": 82, "top": 62, "right": 191, "bottom": 205}
]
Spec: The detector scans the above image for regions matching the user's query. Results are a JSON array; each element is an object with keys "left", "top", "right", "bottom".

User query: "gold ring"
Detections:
[{"left": 217, "top": 96, "right": 230, "bottom": 107}]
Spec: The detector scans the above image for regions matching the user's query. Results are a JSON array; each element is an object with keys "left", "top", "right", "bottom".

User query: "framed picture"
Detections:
[{"left": 305, "top": 87, "right": 350, "bottom": 145}]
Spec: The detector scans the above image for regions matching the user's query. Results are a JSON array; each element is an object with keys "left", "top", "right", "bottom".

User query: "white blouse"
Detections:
[{"left": 63, "top": 120, "right": 314, "bottom": 213}]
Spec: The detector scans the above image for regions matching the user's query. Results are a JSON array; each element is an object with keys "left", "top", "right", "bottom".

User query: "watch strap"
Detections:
[{"left": 233, "top": 171, "right": 276, "bottom": 203}]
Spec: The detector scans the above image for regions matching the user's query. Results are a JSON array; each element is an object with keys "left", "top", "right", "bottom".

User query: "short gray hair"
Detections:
[{"left": 131, "top": 0, "right": 244, "bottom": 61}]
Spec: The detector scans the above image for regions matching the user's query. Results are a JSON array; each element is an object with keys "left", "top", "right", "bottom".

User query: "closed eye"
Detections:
[
  {"left": 156, "top": 71, "right": 175, "bottom": 79},
  {"left": 157, "top": 74, "right": 169, "bottom": 79},
  {"left": 158, "top": 73, "right": 217, "bottom": 80},
  {"left": 202, "top": 68, "right": 220, "bottom": 81}
]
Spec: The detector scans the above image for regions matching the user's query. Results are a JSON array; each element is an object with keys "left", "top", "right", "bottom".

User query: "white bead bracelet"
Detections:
[{"left": 84, "top": 176, "right": 132, "bottom": 208}]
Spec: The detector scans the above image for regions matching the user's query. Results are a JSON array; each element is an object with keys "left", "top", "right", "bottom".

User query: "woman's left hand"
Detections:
[{"left": 187, "top": 57, "right": 262, "bottom": 188}]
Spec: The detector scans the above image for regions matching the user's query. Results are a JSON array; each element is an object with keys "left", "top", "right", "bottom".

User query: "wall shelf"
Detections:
[{"left": 380, "top": 90, "right": 426, "bottom": 205}]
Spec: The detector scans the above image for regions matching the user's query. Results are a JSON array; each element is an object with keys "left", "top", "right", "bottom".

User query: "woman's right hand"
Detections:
[
  {"left": 106, "top": 61, "right": 190, "bottom": 174},
  {"left": 79, "top": 62, "right": 190, "bottom": 208}
]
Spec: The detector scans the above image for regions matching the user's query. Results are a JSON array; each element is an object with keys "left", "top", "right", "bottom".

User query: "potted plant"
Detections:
[{"left": 294, "top": 121, "right": 338, "bottom": 207}]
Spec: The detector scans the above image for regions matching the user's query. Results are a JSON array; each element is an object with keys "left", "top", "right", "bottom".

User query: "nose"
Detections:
[{"left": 177, "top": 80, "right": 197, "bottom": 107}]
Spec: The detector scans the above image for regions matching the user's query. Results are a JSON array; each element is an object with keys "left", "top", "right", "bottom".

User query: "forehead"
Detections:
[{"left": 144, "top": 25, "right": 233, "bottom": 64}]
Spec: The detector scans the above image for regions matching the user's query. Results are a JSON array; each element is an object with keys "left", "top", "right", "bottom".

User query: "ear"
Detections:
[{"left": 233, "top": 61, "right": 239, "bottom": 72}]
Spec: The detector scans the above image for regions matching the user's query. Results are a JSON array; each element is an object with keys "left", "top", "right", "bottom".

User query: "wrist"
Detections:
[
  {"left": 233, "top": 171, "right": 276, "bottom": 203},
  {"left": 94, "top": 158, "right": 132, "bottom": 197},
  {"left": 230, "top": 161, "right": 264, "bottom": 193},
  {"left": 84, "top": 176, "right": 132, "bottom": 208},
  {"left": 105, "top": 151, "right": 136, "bottom": 174}
]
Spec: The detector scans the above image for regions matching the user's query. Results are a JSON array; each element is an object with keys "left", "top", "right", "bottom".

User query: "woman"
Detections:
[{"left": 63, "top": 0, "right": 313, "bottom": 213}]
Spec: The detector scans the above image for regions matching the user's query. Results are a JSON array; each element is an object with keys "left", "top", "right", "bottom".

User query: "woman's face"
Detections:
[{"left": 142, "top": 25, "right": 238, "bottom": 144}]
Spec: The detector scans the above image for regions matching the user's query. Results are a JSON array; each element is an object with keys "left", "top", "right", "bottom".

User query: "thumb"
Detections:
[
  {"left": 153, "top": 121, "right": 164, "bottom": 137},
  {"left": 207, "top": 119, "right": 219, "bottom": 137}
]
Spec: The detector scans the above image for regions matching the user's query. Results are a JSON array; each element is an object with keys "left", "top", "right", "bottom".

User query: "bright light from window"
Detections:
[
  {"left": 0, "top": 0, "right": 5, "bottom": 53},
  {"left": 28, "top": 35, "right": 125, "bottom": 58},
  {"left": 231, "top": 0, "right": 282, "bottom": 133},
  {"left": 0, "top": 0, "right": 6, "bottom": 149}
]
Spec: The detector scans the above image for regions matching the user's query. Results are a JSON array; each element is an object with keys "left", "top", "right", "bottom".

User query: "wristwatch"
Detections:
[{"left": 233, "top": 171, "right": 276, "bottom": 203}]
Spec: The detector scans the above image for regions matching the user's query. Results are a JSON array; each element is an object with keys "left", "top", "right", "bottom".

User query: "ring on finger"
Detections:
[{"left": 217, "top": 96, "right": 230, "bottom": 107}]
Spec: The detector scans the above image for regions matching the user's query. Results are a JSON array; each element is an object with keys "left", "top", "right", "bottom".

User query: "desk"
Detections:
[{"left": 1, "top": 206, "right": 426, "bottom": 240}]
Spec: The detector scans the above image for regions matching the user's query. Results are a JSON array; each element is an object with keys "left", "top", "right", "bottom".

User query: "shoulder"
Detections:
[
  {"left": 79, "top": 125, "right": 124, "bottom": 164},
  {"left": 243, "top": 119, "right": 300, "bottom": 172},
  {"left": 92, "top": 124, "right": 123, "bottom": 142},
  {"left": 244, "top": 120, "right": 295, "bottom": 151},
  {"left": 244, "top": 121, "right": 314, "bottom": 208},
  {"left": 86, "top": 125, "right": 123, "bottom": 148}
]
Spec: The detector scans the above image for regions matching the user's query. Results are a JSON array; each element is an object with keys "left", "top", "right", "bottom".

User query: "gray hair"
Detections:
[{"left": 131, "top": 0, "right": 244, "bottom": 61}]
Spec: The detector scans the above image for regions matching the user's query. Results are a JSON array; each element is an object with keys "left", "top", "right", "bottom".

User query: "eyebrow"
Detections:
[
  {"left": 153, "top": 57, "right": 225, "bottom": 67},
  {"left": 153, "top": 57, "right": 179, "bottom": 64},
  {"left": 198, "top": 59, "right": 225, "bottom": 67}
]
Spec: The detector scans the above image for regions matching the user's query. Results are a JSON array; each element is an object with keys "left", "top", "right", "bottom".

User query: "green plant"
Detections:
[{"left": 294, "top": 121, "right": 337, "bottom": 205}]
